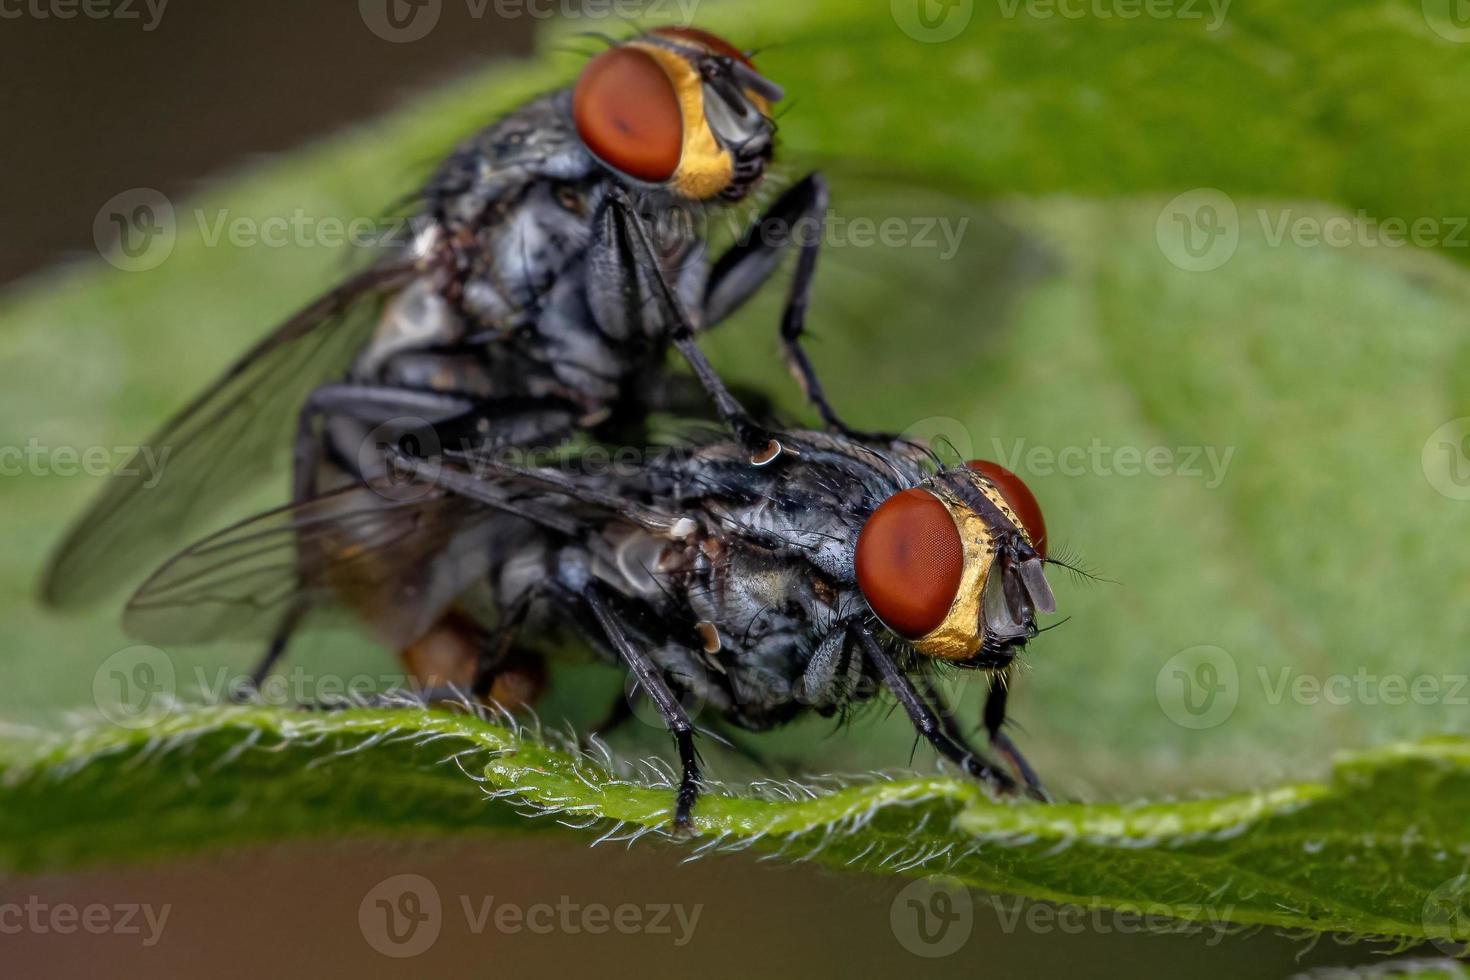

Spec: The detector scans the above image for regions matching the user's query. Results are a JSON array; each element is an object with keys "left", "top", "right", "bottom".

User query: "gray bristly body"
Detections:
[
  {"left": 489, "top": 434, "right": 936, "bottom": 733},
  {"left": 351, "top": 92, "right": 712, "bottom": 428}
]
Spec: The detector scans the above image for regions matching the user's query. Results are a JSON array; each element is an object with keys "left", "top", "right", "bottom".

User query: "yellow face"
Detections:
[
  {"left": 855, "top": 466, "right": 1053, "bottom": 663},
  {"left": 913, "top": 475, "right": 1029, "bottom": 660},
  {"left": 571, "top": 28, "right": 779, "bottom": 201}
]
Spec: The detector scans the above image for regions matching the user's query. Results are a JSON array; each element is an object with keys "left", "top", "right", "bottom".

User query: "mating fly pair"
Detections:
[{"left": 42, "top": 26, "right": 1062, "bottom": 825}]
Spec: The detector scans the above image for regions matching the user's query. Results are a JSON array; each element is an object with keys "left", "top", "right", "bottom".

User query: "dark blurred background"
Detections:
[
  {"left": 0, "top": 4, "right": 1453, "bottom": 977},
  {"left": 0, "top": 0, "right": 533, "bottom": 285}
]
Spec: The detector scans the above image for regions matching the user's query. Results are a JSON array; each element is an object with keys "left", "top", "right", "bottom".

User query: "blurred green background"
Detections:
[{"left": 3, "top": 0, "right": 1470, "bottom": 975}]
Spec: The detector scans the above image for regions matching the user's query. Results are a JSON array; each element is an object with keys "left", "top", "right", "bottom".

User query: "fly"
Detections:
[{"left": 124, "top": 429, "right": 1060, "bottom": 829}]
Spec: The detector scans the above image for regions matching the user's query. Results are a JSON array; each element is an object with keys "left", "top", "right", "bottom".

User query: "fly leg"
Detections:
[
  {"left": 702, "top": 173, "right": 885, "bottom": 439},
  {"left": 704, "top": 173, "right": 844, "bottom": 434},
  {"left": 583, "top": 585, "right": 703, "bottom": 832},
  {"left": 915, "top": 672, "right": 981, "bottom": 760},
  {"left": 983, "top": 670, "right": 1049, "bottom": 801},
  {"left": 592, "top": 190, "right": 783, "bottom": 466},
  {"left": 853, "top": 625, "right": 1017, "bottom": 795}
]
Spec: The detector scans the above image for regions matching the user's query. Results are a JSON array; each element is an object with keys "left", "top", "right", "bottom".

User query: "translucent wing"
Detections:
[
  {"left": 123, "top": 482, "right": 524, "bottom": 649},
  {"left": 42, "top": 259, "right": 422, "bottom": 609}
]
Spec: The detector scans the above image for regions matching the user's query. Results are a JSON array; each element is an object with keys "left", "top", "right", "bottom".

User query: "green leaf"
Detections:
[
  {"left": 5, "top": 0, "right": 1470, "bottom": 941},
  {"left": 3, "top": 706, "right": 1469, "bottom": 945}
]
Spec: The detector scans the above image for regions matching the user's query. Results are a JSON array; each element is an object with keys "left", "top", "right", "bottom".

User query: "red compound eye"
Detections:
[
  {"left": 572, "top": 47, "right": 683, "bottom": 183},
  {"left": 651, "top": 26, "right": 754, "bottom": 67},
  {"left": 855, "top": 489, "right": 963, "bottom": 638},
  {"left": 967, "top": 460, "right": 1047, "bottom": 558}
]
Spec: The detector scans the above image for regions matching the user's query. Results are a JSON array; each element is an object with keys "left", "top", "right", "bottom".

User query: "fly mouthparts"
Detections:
[
  {"left": 733, "top": 62, "right": 784, "bottom": 103},
  {"left": 1018, "top": 557, "right": 1056, "bottom": 615}
]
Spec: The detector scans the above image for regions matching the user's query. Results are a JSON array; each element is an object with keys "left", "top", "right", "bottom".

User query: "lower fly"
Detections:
[{"left": 125, "top": 427, "right": 1058, "bottom": 829}]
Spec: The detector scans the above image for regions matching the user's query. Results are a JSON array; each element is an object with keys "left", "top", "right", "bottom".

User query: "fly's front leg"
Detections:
[
  {"left": 583, "top": 585, "right": 703, "bottom": 832},
  {"left": 590, "top": 191, "right": 783, "bottom": 466},
  {"left": 703, "top": 173, "right": 879, "bottom": 439},
  {"left": 853, "top": 625, "right": 1017, "bottom": 796},
  {"left": 984, "top": 670, "right": 1048, "bottom": 801}
]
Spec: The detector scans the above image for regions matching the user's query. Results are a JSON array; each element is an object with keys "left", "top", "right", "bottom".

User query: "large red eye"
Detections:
[
  {"left": 855, "top": 489, "right": 963, "bottom": 639},
  {"left": 967, "top": 460, "right": 1047, "bottom": 558},
  {"left": 651, "top": 26, "right": 754, "bottom": 67},
  {"left": 573, "top": 47, "right": 683, "bottom": 183}
]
